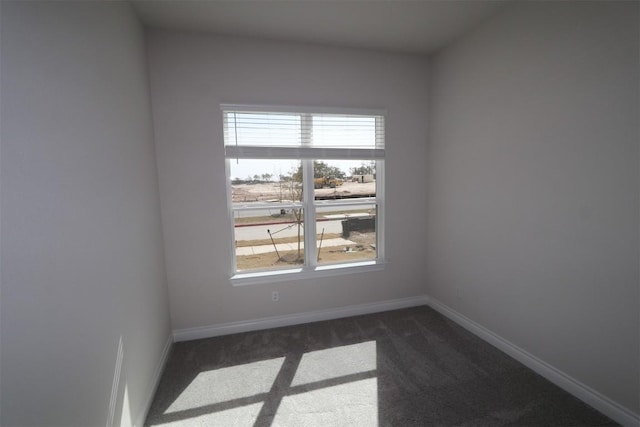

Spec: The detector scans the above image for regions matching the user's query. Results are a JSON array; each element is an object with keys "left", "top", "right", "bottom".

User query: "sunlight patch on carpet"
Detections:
[
  {"left": 164, "top": 357, "right": 285, "bottom": 414},
  {"left": 291, "top": 341, "right": 377, "bottom": 386},
  {"left": 158, "top": 403, "right": 264, "bottom": 426},
  {"left": 274, "top": 378, "right": 378, "bottom": 426}
]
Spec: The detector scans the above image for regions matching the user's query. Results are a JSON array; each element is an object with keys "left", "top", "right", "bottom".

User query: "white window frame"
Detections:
[{"left": 223, "top": 104, "right": 386, "bottom": 285}]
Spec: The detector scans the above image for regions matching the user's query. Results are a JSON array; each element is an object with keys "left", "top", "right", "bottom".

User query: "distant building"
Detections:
[{"left": 352, "top": 174, "right": 374, "bottom": 183}]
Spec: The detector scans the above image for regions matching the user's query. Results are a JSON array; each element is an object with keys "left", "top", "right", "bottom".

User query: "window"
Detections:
[{"left": 223, "top": 104, "right": 385, "bottom": 282}]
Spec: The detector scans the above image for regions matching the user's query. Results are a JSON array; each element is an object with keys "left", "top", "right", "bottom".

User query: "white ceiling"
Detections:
[{"left": 131, "top": 1, "right": 508, "bottom": 55}]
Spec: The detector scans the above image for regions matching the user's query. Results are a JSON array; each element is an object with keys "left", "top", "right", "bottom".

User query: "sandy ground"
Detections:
[
  {"left": 236, "top": 231, "right": 376, "bottom": 270},
  {"left": 232, "top": 180, "right": 375, "bottom": 202}
]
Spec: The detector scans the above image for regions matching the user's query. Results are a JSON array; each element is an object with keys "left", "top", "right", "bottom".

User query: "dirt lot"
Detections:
[
  {"left": 236, "top": 230, "right": 376, "bottom": 271},
  {"left": 232, "top": 180, "right": 375, "bottom": 203}
]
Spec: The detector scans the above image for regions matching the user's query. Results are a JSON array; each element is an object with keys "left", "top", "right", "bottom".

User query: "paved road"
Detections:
[
  {"left": 236, "top": 237, "right": 355, "bottom": 255},
  {"left": 234, "top": 219, "right": 343, "bottom": 241},
  {"left": 233, "top": 203, "right": 373, "bottom": 218}
]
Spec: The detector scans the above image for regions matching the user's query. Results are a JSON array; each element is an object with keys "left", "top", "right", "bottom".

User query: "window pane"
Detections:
[
  {"left": 313, "top": 160, "right": 376, "bottom": 201},
  {"left": 316, "top": 204, "right": 376, "bottom": 265},
  {"left": 312, "top": 115, "right": 377, "bottom": 148},
  {"left": 230, "top": 159, "right": 302, "bottom": 209},
  {"left": 235, "top": 209, "right": 305, "bottom": 272},
  {"left": 231, "top": 158, "right": 304, "bottom": 273},
  {"left": 225, "top": 112, "right": 301, "bottom": 147}
]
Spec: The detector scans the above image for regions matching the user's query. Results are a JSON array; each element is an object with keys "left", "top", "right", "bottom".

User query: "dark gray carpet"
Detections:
[{"left": 145, "top": 306, "right": 616, "bottom": 426}]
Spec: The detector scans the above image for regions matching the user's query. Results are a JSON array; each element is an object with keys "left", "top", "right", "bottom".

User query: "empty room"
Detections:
[{"left": 1, "top": 0, "right": 638, "bottom": 426}]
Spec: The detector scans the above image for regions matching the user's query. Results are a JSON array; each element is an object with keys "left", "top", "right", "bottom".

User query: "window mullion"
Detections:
[
  {"left": 375, "top": 159, "right": 385, "bottom": 261},
  {"left": 302, "top": 159, "right": 316, "bottom": 268},
  {"left": 301, "top": 114, "right": 317, "bottom": 268}
]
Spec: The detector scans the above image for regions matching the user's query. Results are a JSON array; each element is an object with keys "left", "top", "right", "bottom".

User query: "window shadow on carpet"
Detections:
[{"left": 144, "top": 306, "right": 617, "bottom": 426}]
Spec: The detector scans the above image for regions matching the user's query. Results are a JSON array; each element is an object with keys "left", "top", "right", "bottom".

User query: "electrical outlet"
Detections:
[{"left": 272, "top": 291, "right": 279, "bottom": 302}]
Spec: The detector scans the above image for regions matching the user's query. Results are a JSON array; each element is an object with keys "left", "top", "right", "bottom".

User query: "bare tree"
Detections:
[{"left": 289, "top": 175, "right": 304, "bottom": 260}]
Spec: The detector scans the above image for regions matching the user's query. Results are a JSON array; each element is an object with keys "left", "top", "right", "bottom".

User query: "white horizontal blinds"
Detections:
[
  {"left": 224, "top": 111, "right": 302, "bottom": 147},
  {"left": 223, "top": 106, "right": 385, "bottom": 157},
  {"left": 375, "top": 117, "right": 385, "bottom": 148},
  {"left": 311, "top": 115, "right": 383, "bottom": 149}
]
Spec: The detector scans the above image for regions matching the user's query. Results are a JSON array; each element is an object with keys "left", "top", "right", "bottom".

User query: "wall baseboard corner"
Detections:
[{"left": 423, "top": 296, "right": 639, "bottom": 427}]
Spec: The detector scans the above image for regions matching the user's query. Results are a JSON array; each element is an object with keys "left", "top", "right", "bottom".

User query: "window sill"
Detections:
[{"left": 230, "top": 260, "right": 386, "bottom": 286}]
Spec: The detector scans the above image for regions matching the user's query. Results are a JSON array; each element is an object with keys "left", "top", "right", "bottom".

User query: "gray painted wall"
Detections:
[
  {"left": 146, "top": 32, "right": 429, "bottom": 331},
  {"left": 427, "top": 1, "right": 639, "bottom": 414},
  {"left": 1, "top": 2, "right": 171, "bottom": 425}
]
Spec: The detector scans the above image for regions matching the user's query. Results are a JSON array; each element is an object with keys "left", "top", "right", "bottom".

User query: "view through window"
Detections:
[{"left": 223, "top": 105, "right": 385, "bottom": 276}]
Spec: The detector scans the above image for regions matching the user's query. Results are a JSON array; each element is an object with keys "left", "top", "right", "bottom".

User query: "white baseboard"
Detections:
[
  {"left": 172, "top": 295, "right": 427, "bottom": 342},
  {"left": 423, "top": 296, "right": 640, "bottom": 427},
  {"left": 134, "top": 335, "right": 173, "bottom": 427}
]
